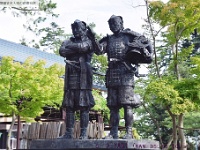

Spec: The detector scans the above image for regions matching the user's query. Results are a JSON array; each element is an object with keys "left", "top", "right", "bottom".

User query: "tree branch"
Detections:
[
  {"left": 176, "top": 125, "right": 200, "bottom": 131},
  {"left": 131, "top": 4, "right": 146, "bottom": 8},
  {"left": 11, "top": 7, "right": 39, "bottom": 11},
  {"left": 144, "top": 0, "right": 161, "bottom": 78}
]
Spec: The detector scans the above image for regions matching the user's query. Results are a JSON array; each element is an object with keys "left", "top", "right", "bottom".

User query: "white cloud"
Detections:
[
  {"left": 54, "top": 0, "right": 147, "bottom": 35},
  {"left": 0, "top": 11, "right": 27, "bottom": 42}
]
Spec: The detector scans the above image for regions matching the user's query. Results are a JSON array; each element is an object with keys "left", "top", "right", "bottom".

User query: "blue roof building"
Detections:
[{"left": 0, "top": 38, "right": 65, "bottom": 67}]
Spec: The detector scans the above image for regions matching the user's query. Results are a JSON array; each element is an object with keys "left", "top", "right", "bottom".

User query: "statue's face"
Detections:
[
  {"left": 72, "top": 22, "right": 86, "bottom": 38},
  {"left": 109, "top": 18, "right": 123, "bottom": 34}
]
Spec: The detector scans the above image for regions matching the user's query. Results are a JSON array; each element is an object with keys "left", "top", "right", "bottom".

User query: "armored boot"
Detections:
[
  {"left": 79, "top": 111, "right": 89, "bottom": 139},
  {"left": 105, "top": 126, "right": 118, "bottom": 139},
  {"left": 123, "top": 106, "right": 134, "bottom": 139},
  {"left": 79, "top": 128, "right": 88, "bottom": 139},
  {"left": 104, "top": 108, "right": 119, "bottom": 139},
  {"left": 123, "top": 126, "right": 133, "bottom": 139},
  {"left": 58, "top": 112, "right": 74, "bottom": 139}
]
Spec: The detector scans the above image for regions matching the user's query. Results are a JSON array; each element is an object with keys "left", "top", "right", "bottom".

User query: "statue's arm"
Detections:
[
  {"left": 94, "top": 36, "right": 108, "bottom": 55},
  {"left": 78, "top": 40, "right": 93, "bottom": 53},
  {"left": 59, "top": 40, "right": 76, "bottom": 57},
  {"left": 59, "top": 39, "right": 92, "bottom": 57}
]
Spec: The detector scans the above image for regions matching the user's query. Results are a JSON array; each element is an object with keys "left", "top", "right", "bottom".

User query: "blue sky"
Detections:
[{"left": 0, "top": 0, "right": 148, "bottom": 43}]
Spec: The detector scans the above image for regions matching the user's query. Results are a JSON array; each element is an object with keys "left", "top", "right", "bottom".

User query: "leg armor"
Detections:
[
  {"left": 123, "top": 105, "right": 134, "bottom": 139},
  {"left": 79, "top": 107, "right": 89, "bottom": 139},
  {"left": 105, "top": 108, "right": 120, "bottom": 139},
  {"left": 58, "top": 108, "right": 75, "bottom": 139}
]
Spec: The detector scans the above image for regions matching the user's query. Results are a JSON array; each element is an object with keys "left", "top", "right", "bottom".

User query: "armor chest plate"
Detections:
[{"left": 107, "top": 35, "right": 127, "bottom": 59}]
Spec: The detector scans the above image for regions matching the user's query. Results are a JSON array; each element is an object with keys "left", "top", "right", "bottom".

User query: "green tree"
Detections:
[
  {"left": 0, "top": 56, "right": 64, "bottom": 149},
  {"left": 142, "top": 0, "right": 200, "bottom": 149}
]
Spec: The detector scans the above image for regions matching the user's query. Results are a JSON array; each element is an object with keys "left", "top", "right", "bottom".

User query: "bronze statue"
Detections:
[
  {"left": 94, "top": 15, "right": 153, "bottom": 139},
  {"left": 59, "top": 20, "right": 95, "bottom": 139}
]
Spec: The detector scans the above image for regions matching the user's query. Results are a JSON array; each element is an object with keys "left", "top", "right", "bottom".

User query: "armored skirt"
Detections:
[
  {"left": 62, "top": 62, "right": 95, "bottom": 110},
  {"left": 106, "top": 62, "right": 141, "bottom": 109},
  {"left": 63, "top": 89, "right": 94, "bottom": 110}
]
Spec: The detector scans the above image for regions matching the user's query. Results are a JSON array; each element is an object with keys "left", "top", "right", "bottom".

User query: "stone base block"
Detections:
[{"left": 29, "top": 139, "right": 160, "bottom": 150}]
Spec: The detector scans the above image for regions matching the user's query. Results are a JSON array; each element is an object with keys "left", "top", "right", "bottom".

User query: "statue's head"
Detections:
[
  {"left": 108, "top": 15, "right": 124, "bottom": 34},
  {"left": 71, "top": 19, "right": 87, "bottom": 38}
]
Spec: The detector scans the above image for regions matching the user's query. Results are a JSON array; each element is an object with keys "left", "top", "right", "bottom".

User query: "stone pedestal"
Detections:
[{"left": 29, "top": 139, "right": 160, "bottom": 150}]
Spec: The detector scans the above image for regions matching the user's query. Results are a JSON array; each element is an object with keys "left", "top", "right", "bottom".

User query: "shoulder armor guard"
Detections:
[
  {"left": 99, "top": 34, "right": 110, "bottom": 43},
  {"left": 121, "top": 28, "right": 142, "bottom": 37}
]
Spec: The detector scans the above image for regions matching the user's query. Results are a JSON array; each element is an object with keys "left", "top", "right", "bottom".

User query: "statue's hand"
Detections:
[{"left": 86, "top": 26, "right": 96, "bottom": 40}]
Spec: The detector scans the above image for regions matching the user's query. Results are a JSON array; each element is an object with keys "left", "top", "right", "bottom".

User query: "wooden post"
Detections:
[{"left": 16, "top": 115, "right": 21, "bottom": 149}]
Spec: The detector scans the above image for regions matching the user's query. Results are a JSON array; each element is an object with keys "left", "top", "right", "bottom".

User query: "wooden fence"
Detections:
[{"left": 18, "top": 121, "right": 104, "bottom": 149}]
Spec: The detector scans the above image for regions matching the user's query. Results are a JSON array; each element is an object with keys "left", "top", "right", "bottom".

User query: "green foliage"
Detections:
[
  {"left": 191, "top": 56, "right": 200, "bottom": 76},
  {"left": 144, "top": 77, "right": 198, "bottom": 115},
  {"left": 149, "top": 0, "right": 200, "bottom": 44},
  {"left": 38, "top": 23, "right": 70, "bottom": 54},
  {"left": 174, "top": 79, "right": 200, "bottom": 104},
  {"left": 92, "top": 54, "right": 107, "bottom": 86},
  {"left": 133, "top": 104, "right": 171, "bottom": 143},
  {"left": 184, "top": 112, "right": 200, "bottom": 132},
  {"left": 0, "top": 56, "right": 64, "bottom": 121},
  {"left": 92, "top": 90, "right": 107, "bottom": 111},
  {"left": 147, "top": 0, "right": 200, "bottom": 113},
  {"left": 39, "top": 0, "right": 57, "bottom": 13},
  {"left": 145, "top": 78, "right": 181, "bottom": 106},
  {"left": 92, "top": 90, "right": 109, "bottom": 123}
]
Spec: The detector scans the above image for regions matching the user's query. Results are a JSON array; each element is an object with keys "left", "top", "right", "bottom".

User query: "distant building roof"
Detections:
[
  {"left": 0, "top": 38, "right": 65, "bottom": 67},
  {"left": 0, "top": 38, "right": 106, "bottom": 91}
]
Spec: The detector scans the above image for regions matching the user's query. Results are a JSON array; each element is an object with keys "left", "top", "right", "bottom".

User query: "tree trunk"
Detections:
[
  {"left": 175, "top": 42, "right": 180, "bottom": 80},
  {"left": 172, "top": 115, "right": 178, "bottom": 150},
  {"left": 167, "top": 108, "right": 178, "bottom": 150},
  {"left": 6, "top": 111, "right": 16, "bottom": 150},
  {"left": 17, "top": 115, "right": 21, "bottom": 149},
  {"left": 163, "top": 136, "right": 173, "bottom": 150},
  {"left": 178, "top": 113, "right": 187, "bottom": 150}
]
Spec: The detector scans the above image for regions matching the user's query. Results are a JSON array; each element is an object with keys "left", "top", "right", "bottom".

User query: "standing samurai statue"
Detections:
[
  {"left": 94, "top": 15, "right": 153, "bottom": 139},
  {"left": 59, "top": 20, "right": 95, "bottom": 139}
]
